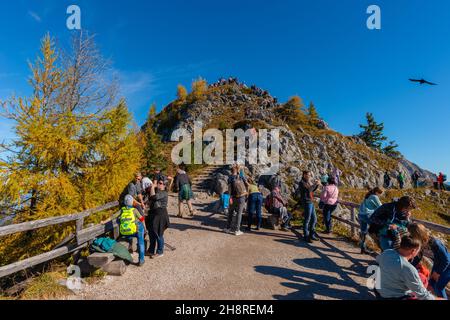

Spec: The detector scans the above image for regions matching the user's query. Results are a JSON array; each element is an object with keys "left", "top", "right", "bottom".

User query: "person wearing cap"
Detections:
[
  {"left": 119, "top": 172, "right": 146, "bottom": 216},
  {"left": 141, "top": 176, "right": 153, "bottom": 208},
  {"left": 118, "top": 195, "right": 147, "bottom": 266}
]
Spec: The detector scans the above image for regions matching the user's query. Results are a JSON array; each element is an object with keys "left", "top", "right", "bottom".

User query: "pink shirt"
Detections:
[{"left": 320, "top": 185, "right": 339, "bottom": 205}]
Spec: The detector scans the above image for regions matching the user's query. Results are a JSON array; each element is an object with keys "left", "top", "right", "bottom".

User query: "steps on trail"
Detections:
[{"left": 191, "top": 165, "right": 225, "bottom": 193}]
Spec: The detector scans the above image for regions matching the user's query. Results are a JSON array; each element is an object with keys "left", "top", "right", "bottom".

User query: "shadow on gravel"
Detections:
[
  {"left": 169, "top": 222, "right": 225, "bottom": 235},
  {"left": 254, "top": 228, "right": 375, "bottom": 300}
]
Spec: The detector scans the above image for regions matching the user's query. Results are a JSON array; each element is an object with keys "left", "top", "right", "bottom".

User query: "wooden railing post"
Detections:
[
  {"left": 350, "top": 207, "right": 357, "bottom": 238},
  {"left": 76, "top": 217, "right": 84, "bottom": 233}
]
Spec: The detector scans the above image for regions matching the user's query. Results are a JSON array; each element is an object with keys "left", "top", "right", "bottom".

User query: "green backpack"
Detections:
[{"left": 180, "top": 184, "right": 191, "bottom": 200}]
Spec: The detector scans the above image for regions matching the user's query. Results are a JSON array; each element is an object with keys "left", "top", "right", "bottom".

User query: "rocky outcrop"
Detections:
[{"left": 152, "top": 79, "right": 435, "bottom": 192}]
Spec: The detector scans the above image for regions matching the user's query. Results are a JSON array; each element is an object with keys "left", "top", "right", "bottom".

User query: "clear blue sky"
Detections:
[{"left": 0, "top": 0, "right": 449, "bottom": 175}]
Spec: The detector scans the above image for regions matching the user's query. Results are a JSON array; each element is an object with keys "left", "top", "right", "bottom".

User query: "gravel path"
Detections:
[{"left": 76, "top": 193, "right": 376, "bottom": 300}]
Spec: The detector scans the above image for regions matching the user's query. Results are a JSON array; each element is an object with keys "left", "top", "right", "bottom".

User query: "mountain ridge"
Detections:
[{"left": 148, "top": 78, "right": 436, "bottom": 190}]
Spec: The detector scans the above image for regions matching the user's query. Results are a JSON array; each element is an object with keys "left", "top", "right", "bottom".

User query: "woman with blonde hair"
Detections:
[{"left": 407, "top": 223, "right": 450, "bottom": 299}]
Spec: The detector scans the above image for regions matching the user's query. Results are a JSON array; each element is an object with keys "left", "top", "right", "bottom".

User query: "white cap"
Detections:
[
  {"left": 142, "top": 177, "right": 152, "bottom": 190},
  {"left": 124, "top": 195, "right": 134, "bottom": 207}
]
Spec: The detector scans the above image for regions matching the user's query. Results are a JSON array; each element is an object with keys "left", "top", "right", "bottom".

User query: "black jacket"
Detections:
[
  {"left": 146, "top": 191, "right": 170, "bottom": 237},
  {"left": 296, "top": 179, "right": 319, "bottom": 205}
]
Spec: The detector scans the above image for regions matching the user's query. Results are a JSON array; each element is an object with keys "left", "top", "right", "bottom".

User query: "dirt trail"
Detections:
[{"left": 76, "top": 191, "right": 376, "bottom": 300}]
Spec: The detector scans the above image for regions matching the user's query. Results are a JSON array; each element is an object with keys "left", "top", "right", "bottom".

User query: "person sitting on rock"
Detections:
[
  {"left": 271, "top": 186, "right": 292, "bottom": 232},
  {"left": 407, "top": 223, "right": 450, "bottom": 299},
  {"left": 375, "top": 236, "right": 438, "bottom": 300}
]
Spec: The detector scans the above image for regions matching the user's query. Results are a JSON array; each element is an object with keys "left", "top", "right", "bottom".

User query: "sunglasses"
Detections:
[{"left": 157, "top": 181, "right": 165, "bottom": 185}]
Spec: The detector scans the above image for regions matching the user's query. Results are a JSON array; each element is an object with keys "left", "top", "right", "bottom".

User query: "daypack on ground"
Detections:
[
  {"left": 90, "top": 237, "right": 133, "bottom": 263},
  {"left": 119, "top": 207, "right": 137, "bottom": 236}
]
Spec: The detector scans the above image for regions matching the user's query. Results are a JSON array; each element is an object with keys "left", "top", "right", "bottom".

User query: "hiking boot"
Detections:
[
  {"left": 234, "top": 231, "right": 244, "bottom": 236},
  {"left": 310, "top": 234, "right": 320, "bottom": 241}
]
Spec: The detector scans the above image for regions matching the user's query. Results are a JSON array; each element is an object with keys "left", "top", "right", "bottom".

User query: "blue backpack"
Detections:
[{"left": 91, "top": 237, "right": 116, "bottom": 253}]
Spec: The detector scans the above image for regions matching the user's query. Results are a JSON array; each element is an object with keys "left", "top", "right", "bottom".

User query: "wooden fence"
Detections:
[
  {"left": 0, "top": 201, "right": 120, "bottom": 279},
  {"left": 0, "top": 199, "right": 449, "bottom": 279},
  {"left": 334, "top": 200, "right": 450, "bottom": 238}
]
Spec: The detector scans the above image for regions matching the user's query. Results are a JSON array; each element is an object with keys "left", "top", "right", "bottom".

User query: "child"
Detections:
[{"left": 221, "top": 191, "right": 231, "bottom": 217}]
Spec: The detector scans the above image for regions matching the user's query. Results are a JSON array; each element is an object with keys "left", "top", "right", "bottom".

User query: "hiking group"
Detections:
[
  {"left": 116, "top": 165, "right": 195, "bottom": 266},
  {"left": 357, "top": 189, "right": 449, "bottom": 300},
  {"left": 217, "top": 165, "right": 449, "bottom": 300},
  {"left": 114, "top": 162, "right": 448, "bottom": 300}
]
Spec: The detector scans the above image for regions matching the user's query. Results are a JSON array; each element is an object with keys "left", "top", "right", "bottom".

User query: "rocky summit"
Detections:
[{"left": 150, "top": 78, "right": 435, "bottom": 191}]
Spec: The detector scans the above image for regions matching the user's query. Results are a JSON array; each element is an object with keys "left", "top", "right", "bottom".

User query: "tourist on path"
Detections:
[
  {"left": 411, "top": 171, "right": 421, "bottom": 189},
  {"left": 397, "top": 172, "right": 405, "bottom": 190},
  {"left": 297, "top": 171, "right": 320, "bottom": 243},
  {"left": 174, "top": 165, "right": 195, "bottom": 218},
  {"left": 226, "top": 165, "right": 248, "bottom": 236},
  {"left": 332, "top": 167, "right": 342, "bottom": 187},
  {"left": 383, "top": 172, "right": 392, "bottom": 189},
  {"left": 119, "top": 172, "right": 146, "bottom": 216},
  {"left": 246, "top": 178, "right": 264, "bottom": 231},
  {"left": 437, "top": 172, "right": 446, "bottom": 191},
  {"left": 319, "top": 177, "right": 339, "bottom": 234},
  {"left": 320, "top": 173, "right": 329, "bottom": 186},
  {"left": 146, "top": 177, "right": 170, "bottom": 259},
  {"left": 358, "top": 187, "right": 383, "bottom": 254},
  {"left": 119, "top": 195, "right": 146, "bottom": 266}
]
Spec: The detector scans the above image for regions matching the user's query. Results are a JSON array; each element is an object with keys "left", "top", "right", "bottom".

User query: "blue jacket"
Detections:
[{"left": 430, "top": 237, "right": 450, "bottom": 274}]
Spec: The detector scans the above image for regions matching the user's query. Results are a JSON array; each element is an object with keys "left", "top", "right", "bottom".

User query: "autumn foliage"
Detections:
[{"left": 0, "top": 34, "right": 142, "bottom": 264}]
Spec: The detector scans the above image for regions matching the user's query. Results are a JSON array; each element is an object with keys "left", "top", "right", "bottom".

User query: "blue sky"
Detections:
[{"left": 0, "top": 0, "right": 449, "bottom": 175}]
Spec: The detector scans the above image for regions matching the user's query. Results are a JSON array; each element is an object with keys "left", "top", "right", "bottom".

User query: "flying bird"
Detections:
[{"left": 409, "top": 78, "right": 437, "bottom": 85}]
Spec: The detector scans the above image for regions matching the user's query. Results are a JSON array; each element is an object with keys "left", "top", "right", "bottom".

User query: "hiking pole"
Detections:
[{"left": 165, "top": 242, "right": 176, "bottom": 251}]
